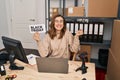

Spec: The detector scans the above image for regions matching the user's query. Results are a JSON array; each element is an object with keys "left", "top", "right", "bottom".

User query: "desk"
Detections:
[{"left": 0, "top": 60, "right": 95, "bottom": 80}]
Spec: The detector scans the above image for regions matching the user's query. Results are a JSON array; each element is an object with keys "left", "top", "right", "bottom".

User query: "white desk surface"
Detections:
[{"left": 0, "top": 60, "right": 95, "bottom": 80}]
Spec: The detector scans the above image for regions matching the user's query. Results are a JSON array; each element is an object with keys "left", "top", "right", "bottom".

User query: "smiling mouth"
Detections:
[{"left": 56, "top": 25, "right": 62, "bottom": 28}]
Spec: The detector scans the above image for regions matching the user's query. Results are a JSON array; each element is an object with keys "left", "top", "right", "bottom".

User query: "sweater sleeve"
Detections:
[
  {"left": 36, "top": 34, "right": 51, "bottom": 57},
  {"left": 68, "top": 31, "right": 80, "bottom": 53}
]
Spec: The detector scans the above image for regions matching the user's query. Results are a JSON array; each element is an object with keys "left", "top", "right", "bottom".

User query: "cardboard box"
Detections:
[
  {"left": 107, "top": 20, "right": 120, "bottom": 80},
  {"left": 65, "top": 6, "right": 85, "bottom": 17},
  {"left": 88, "top": 0, "right": 119, "bottom": 17},
  {"left": 107, "top": 49, "right": 120, "bottom": 80},
  {"left": 50, "top": 8, "right": 59, "bottom": 18},
  {"left": 79, "top": 44, "right": 91, "bottom": 62},
  {"left": 110, "top": 20, "right": 120, "bottom": 62}
]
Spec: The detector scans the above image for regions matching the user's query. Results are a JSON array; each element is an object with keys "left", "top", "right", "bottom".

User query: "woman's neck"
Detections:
[{"left": 56, "top": 30, "right": 61, "bottom": 34}]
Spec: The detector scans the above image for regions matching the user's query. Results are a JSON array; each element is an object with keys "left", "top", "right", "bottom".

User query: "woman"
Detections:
[{"left": 33, "top": 14, "right": 83, "bottom": 59}]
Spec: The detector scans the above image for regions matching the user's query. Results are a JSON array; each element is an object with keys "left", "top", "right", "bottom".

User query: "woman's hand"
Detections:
[
  {"left": 33, "top": 32, "right": 40, "bottom": 42},
  {"left": 75, "top": 30, "right": 83, "bottom": 36}
]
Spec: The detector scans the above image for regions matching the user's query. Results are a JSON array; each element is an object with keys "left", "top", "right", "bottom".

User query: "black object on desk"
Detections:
[
  {"left": 9, "top": 51, "right": 24, "bottom": 70},
  {"left": 75, "top": 52, "right": 88, "bottom": 74},
  {"left": 0, "top": 64, "right": 6, "bottom": 76},
  {"left": 0, "top": 50, "right": 9, "bottom": 64}
]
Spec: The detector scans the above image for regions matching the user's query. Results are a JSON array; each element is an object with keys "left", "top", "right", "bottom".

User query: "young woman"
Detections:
[{"left": 33, "top": 14, "right": 83, "bottom": 59}]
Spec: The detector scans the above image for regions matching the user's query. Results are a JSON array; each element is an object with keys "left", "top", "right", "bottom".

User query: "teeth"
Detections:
[{"left": 57, "top": 26, "right": 61, "bottom": 28}]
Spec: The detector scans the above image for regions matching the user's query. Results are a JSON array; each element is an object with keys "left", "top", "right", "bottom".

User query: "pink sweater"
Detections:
[{"left": 36, "top": 30, "right": 80, "bottom": 59}]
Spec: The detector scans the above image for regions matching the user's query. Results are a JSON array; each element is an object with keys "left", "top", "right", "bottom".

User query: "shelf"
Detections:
[
  {"left": 90, "top": 58, "right": 107, "bottom": 70},
  {"left": 80, "top": 40, "right": 111, "bottom": 46},
  {"left": 47, "top": 16, "right": 115, "bottom": 22},
  {"left": 64, "top": 16, "right": 116, "bottom": 22},
  {"left": 64, "top": 16, "right": 116, "bottom": 19}
]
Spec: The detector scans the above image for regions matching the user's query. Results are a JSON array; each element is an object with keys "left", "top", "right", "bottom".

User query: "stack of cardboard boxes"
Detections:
[
  {"left": 107, "top": 20, "right": 120, "bottom": 80},
  {"left": 50, "top": 0, "right": 118, "bottom": 18},
  {"left": 50, "top": 6, "right": 85, "bottom": 18}
]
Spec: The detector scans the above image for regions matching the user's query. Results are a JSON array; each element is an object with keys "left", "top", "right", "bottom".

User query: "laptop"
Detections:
[{"left": 36, "top": 57, "right": 69, "bottom": 74}]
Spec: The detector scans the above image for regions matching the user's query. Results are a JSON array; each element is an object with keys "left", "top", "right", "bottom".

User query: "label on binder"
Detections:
[
  {"left": 75, "top": 23, "right": 78, "bottom": 32},
  {"left": 70, "top": 23, "right": 74, "bottom": 33},
  {"left": 84, "top": 24, "right": 88, "bottom": 34},
  {"left": 94, "top": 24, "right": 98, "bottom": 34},
  {"left": 66, "top": 23, "right": 70, "bottom": 31},
  {"left": 99, "top": 24, "right": 104, "bottom": 35},
  {"left": 80, "top": 23, "right": 83, "bottom": 30},
  {"left": 89, "top": 24, "right": 93, "bottom": 34}
]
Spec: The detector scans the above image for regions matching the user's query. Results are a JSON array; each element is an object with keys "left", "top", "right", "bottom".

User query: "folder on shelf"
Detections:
[
  {"left": 83, "top": 23, "right": 89, "bottom": 42},
  {"left": 70, "top": 23, "right": 75, "bottom": 35},
  {"left": 88, "top": 23, "right": 93, "bottom": 42},
  {"left": 66, "top": 23, "right": 70, "bottom": 31},
  {"left": 79, "top": 23, "right": 84, "bottom": 30},
  {"left": 93, "top": 23, "right": 99, "bottom": 42},
  {"left": 75, "top": 23, "right": 79, "bottom": 33},
  {"left": 98, "top": 23, "right": 104, "bottom": 43},
  {"left": 79, "top": 23, "right": 84, "bottom": 42}
]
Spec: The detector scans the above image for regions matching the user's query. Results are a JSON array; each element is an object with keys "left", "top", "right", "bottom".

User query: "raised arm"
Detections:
[
  {"left": 68, "top": 30, "right": 83, "bottom": 53},
  {"left": 33, "top": 33, "right": 51, "bottom": 57}
]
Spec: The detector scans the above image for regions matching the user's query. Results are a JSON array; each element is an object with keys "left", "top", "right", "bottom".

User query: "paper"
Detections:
[
  {"left": 29, "top": 24, "right": 46, "bottom": 33},
  {"left": 68, "top": 7, "right": 73, "bottom": 14},
  {"left": 27, "top": 54, "right": 39, "bottom": 65}
]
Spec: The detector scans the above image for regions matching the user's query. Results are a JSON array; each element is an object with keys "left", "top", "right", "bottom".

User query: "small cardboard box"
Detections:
[
  {"left": 65, "top": 6, "right": 85, "bottom": 17},
  {"left": 79, "top": 44, "right": 91, "bottom": 62},
  {"left": 50, "top": 8, "right": 59, "bottom": 18}
]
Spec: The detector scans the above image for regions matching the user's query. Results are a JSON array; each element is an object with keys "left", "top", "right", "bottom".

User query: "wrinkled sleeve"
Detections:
[
  {"left": 36, "top": 34, "right": 51, "bottom": 57},
  {"left": 68, "top": 31, "right": 80, "bottom": 53}
]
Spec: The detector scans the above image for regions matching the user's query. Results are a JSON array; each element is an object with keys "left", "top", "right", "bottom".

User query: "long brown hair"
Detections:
[{"left": 47, "top": 14, "right": 66, "bottom": 39}]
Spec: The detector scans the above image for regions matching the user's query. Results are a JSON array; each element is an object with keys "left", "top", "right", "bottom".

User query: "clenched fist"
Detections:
[{"left": 33, "top": 32, "right": 40, "bottom": 42}]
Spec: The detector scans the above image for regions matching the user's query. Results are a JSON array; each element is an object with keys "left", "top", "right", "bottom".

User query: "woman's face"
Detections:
[{"left": 54, "top": 16, "right": 64, "bottom": 33}]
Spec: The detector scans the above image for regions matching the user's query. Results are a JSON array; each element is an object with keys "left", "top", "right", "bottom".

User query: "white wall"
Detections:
[
  {"left": 0, "top": 0, "right": 9, "bottom": 48},
  {"left": 36, "top": 0, "right": 46, "bottom": 39},
  {"left": 0, "top": 0, "right": 46, "bottom": 49}
]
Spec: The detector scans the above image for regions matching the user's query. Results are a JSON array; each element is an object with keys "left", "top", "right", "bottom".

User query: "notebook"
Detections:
[{"left": 36, "top": 57, "right": 69, "bottom": 74}]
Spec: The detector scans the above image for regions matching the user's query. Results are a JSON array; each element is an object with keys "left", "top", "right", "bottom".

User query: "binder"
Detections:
[
  {"left": 79, "top": 23, "right": 84, "bottom": 42},
  {"left": 93, "top": 23, "right": 99, "bottom": 42},
  {"left": 70, "top": 23, "right": 75, "bottom": 35},
  {"left": 79, "top": 23, "right": 84, "bottom": 30},
  {"left": 98, "top": 23, "right": 104, "bottom": 43},
  {"left": 75, "top": 23, "right": 79, "bottom": 34},
  {"left": 83, "top": 23, "right": 88, "bottom": 42},
  {"left": 66, "top": 23, "right": 70, "bottom": 31},
  {"left": 88, "top": 23, "right": 93, "bottom": 42}
]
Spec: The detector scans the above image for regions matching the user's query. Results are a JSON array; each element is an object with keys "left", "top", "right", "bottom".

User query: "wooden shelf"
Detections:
[
  {"left": 90, "top": 58, "right": 107, "bottom": 70},
  {"left": 80, "top": 40, "right": 111, "bottom": 46}
]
